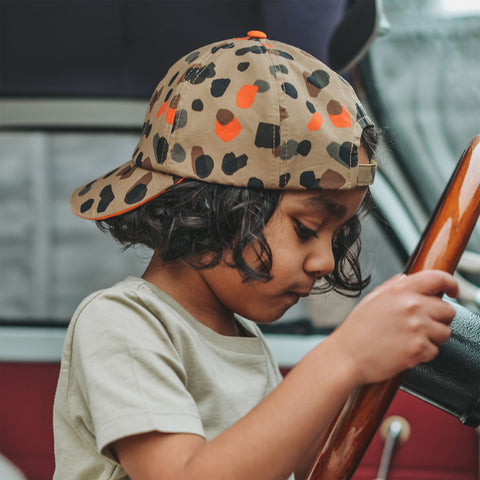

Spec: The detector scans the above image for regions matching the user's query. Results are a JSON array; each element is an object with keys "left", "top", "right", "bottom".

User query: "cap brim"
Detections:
[{"left": 70, "top": 159, "right": 182, "bottom": 220}]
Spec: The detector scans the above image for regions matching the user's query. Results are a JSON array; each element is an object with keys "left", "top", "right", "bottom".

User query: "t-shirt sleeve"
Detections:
[{"left": 69, "top": 290, "right": 205, "bottom": 458}]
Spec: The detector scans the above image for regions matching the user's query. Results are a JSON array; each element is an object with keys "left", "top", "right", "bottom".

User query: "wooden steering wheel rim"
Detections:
[{"left": 306, "top": 135, "right": 480, "bottom": 480}]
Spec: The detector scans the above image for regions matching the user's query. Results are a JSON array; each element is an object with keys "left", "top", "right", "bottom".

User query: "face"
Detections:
[{"left": 200, "top": 184, "right": 368, "bottom": 324}]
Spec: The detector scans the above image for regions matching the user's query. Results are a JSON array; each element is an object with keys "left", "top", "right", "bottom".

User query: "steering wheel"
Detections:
[{"left": 305, "top": 135, "right": 480, "bottom": 479}]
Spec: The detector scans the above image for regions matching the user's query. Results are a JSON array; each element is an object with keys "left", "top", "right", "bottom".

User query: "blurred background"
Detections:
[{"left": 2, "top": 1, "right": 480, "bottom": 478}]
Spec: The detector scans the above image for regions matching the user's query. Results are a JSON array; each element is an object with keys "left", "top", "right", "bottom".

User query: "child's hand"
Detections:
[{"left": 330, "top": 270, "right": 459, "bottom": 386}]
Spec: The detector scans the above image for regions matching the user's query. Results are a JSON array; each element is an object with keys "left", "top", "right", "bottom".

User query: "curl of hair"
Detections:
[
  {"left": 97, "top": 181, "right": 281, "bottom": 282},
  {"left": 97, "top": 125, "right": 378, "bottom": 294}
]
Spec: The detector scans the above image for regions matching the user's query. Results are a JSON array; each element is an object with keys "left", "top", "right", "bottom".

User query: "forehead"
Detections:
[{"left": 280, "top": 188, "right": 368, "bottom": 219}]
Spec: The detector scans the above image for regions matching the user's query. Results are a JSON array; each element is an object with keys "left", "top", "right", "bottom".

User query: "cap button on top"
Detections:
[{"left": 247, "top": 30, "right": 267, "bottom": 39}]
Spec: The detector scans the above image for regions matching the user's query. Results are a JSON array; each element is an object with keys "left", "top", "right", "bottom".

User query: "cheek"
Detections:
[{"left": 267, "top": 231, "right": 305, "bottom": 277}]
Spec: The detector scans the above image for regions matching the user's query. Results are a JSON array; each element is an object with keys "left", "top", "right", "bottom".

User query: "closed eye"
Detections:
[{"left": 295, "top": 220, "right": 318, "bottom": 239}]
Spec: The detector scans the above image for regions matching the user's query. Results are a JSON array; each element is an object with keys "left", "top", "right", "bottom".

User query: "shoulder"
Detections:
[
  {"left": 67, "top": 277, "right": 190, "bottom": 355},
  {"left": 72, "top": 276, "right": 181, "bottom": 328}
]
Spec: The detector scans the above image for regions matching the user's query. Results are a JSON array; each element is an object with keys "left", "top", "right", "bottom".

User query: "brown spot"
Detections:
[
  {"left": 142, "top": 156, "right": 153, "bottom": 170},
  {"left": 180, "top": 63, "right": 202, "bottom": 82},
  {"left": 170, "top": 94, "right": 181, "bottom": 109},
  {"left": 136, "top": 172, "right": 153, "bottom": 187},
  {"left": 149, "top": 86, "right": 164, "bottom": 111},
  {"left": 303, "top": 71, "right": 320, "bottom": 97},
  {"left": 319, "top": 169, "right": 346, "bottom": 189},
  {"left": 279, "top": 105, "right": 288, "bottom": 122},
  {"left": 216, "top": 109, "right": 234, "bottom": 125},
  {"left": 327, "top": 100, "right": 343, "bottom": 115},
  {"left": 117, "top": 165, "right": 135, "bottom": 179},
  {"left": 191, "top": 146, "right": 204, "bottom": 171}
]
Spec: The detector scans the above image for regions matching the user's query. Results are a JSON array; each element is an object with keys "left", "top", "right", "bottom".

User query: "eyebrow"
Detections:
[{"left": 299, "top": 196, "right": 348, "bottom": 219}]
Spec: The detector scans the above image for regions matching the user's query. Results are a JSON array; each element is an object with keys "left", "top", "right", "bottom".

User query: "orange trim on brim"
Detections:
[{"left": 72, "top": 177, "right": 185, "bottom": 221}]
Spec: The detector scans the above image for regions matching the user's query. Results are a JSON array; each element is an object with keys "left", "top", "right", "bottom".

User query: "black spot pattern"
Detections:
[
  {"left": 185, "top": 51, "right": 200, "bottom": 63},
  {"left": 297, "top": 140, "right": 312, "bottom": 157},
  {"left": 97, "top": 185, "right": 114, "bottom": 213},
  {"left": 135, "top": 151, "right": 143, "bottom": 167},
  {"left": 237, "top": 62, "right": 249, "bottom": 71},
  {"left": 307, "top": 70, "right": 330, "bottom": 89},
  {"left": 172, "top": 109, "right": 188, "bottom": 133},
  {"left": 235, "top": 45, "right": 267, "bottom": 56},
  {"left": 281, "top": 82, "right": 297, "bottom": 98},
  {"left": 78, "top": 181, "right": 94, "bottom": 196},
  {"left": 211, "top": 42, "right": 234, "bottom": 54},
  {"left": 185, "top": 63, "right": 216, "bottom": 84},
  {"left": 279, "top": 139, "right": 311, "bottom": 159},
  {"left": 192, "top": 99, "right": 204, "bottom": 111},
  {"left": 195, "top": 155, "right": 214, "bottom": 178},
  {"left": 171, "top": 143, "right": 186, "bottom": 162},
  {"left": 269, "top": 64, "right": 288, "bottom": 77},
  {"left": 277, "top": 50, "right": 294, "bottom": 60},
  {"left": 125, "top": 184, "right": 147, "bottom": 205},
  {"left": 247, "top": 177, "right": 264, "bottom": 188},
  {"left": 153, "top": 134, "right": 169, "bottom": 164},
  {"left": 326, "top": 142, "right": 357, "bottom": 167},
  {"left": 300, "top": 171, "right": 322, "bottom": 189},
  {"left": 254, "top": 79, "right": 270, "bottom": 92},
  {"left": 211, "top": 78, "right": 231, "bottom": 97},
  {"left": 103, "top": 168, "right": 119, "bottom": 180},
  {"left": 80, "top": 198, "right": 94, "bottom": 213},
  {"left": 254, "top": 123, "right": 280, "bottom": 148},
  {"left": 280, "top": 140, "right": 298, "bottom": 160},
  {"left": 306, "top": 101, "right": 315, "bottom": 113},
  {"left": 279, "top": 173, "right": 291, "bottom": 188},
  {"left": 222, "top": 153, "right": 248, "bottom": 175},
  {"left": 142, "top": 120, "right": 152, "bottom": 138},
  {"left": 168, "top": 72, "right": 179, "bottom": 86}
]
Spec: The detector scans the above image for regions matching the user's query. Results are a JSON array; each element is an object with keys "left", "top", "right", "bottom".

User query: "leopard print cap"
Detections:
[{"left": 71, "top": 31, "right": 375, "bottom": 220}]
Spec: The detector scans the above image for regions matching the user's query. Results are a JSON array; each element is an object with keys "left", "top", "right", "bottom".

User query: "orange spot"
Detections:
[
  {"left": 234, "top": 36, "right": 250, "bottom": 40},
  {"left": 165, "top": 106, "right": 176, "bottom": 125},
  {"left": 215, "top": 117, "right": 241, "bottom": 142},
  {"left": 262, "top": 43, "right": 274, "bottom": 48},
  {"left": 308, "top": 112, "right": 323, "bottom": 131},
  {"left": 247, "top": 30, "right": 267, "bottom": 39},
  {"left": 156, "top": 101, "right": 168, "bottom": 118},
  {"left": 237, "top": 84, "right": 259, "bottom": 109},
  {"left": 329, "top": 106, "right": 351, "bottom": 128}
]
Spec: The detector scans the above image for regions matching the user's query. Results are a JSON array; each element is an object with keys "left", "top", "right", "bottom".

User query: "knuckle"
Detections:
[
  {"left": 406, "top": 315, "right": 423, "bottom": 332},
  {"left": 404, "top": 298, "right": 421, "bottom": 316},
  {"left": 408, "top": 342, "right": 438, "bottom": 367}
]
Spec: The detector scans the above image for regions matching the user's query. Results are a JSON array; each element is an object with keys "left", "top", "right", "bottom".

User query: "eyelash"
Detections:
[{"left": 295, "top": 220, "right": 318, "bottom": 239}]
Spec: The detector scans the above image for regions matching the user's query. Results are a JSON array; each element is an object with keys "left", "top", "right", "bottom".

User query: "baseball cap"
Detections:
[{"left": 70, "top": 30, "right": 375, "bottom": 220}]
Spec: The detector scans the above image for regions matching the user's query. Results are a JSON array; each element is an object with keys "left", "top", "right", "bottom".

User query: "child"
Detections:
[{"left": 53, "top": 31, "right": 458, "bottom": 480}]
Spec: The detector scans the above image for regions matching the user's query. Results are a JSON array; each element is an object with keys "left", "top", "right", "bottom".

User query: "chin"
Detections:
[{"left": 240, "top": 307, "right": 289, "bottom": 325}]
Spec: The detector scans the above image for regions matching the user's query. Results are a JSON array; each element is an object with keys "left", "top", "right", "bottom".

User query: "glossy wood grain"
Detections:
[{"left": 306, "top": 135, "right": 480, "bottom": 480}]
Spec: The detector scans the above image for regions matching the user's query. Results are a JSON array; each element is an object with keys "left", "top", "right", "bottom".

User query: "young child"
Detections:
[{"left": 53, "top": 31, "right": 458, "bottom": 480}]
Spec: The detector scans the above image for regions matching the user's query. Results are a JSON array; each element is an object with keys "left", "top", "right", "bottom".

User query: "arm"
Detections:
[{"left": 114, "top": 270, "right": 458, "bottom": 480}]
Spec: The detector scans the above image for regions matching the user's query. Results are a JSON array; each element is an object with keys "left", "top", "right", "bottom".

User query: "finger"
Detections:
[
  {"left": 421, "top": 296, "right": 457, "bottom": 325},
  {"left": 407, "top": 340, "right": 440, "bottom": 368},
  {"left": 362, "top": 273, "right": 405, "bottom": 300},
  {"left": 403, "top": 270, "right": 459, "bottom": 298},
  {"left": 425, "top": 320, "right": 452, "bottom": 346}
]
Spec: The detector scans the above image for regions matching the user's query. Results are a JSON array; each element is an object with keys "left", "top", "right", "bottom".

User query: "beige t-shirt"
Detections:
[{"left": 53, "top": 276, "right": 285, "bottom": 480}]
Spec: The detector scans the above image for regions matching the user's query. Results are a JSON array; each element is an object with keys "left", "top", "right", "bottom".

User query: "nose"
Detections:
[{"left": 303, "top": 237, "right": 336, "bottom": 278}]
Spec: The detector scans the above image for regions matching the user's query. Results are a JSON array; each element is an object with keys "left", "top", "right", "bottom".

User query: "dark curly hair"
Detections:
[{"left": 97, "top": 126, "right": 378, "bottom": 296}]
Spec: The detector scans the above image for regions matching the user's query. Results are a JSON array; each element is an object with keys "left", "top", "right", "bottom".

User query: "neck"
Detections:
[{"left": 142, "top": 252, "right": 241, "bottom": 337}]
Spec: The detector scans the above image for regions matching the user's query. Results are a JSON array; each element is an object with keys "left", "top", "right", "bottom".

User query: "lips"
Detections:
[
  {"left": 287, "top": 285, "right": 315, "bottom": 298},
  {"left": 284, "top": 289, "right": 312, "bottom": 303}
]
